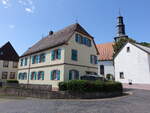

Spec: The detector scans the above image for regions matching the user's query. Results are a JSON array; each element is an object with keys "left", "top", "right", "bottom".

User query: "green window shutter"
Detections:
[
  {"left": 43, "top": 53, "right": 46, "bottom": 62},
  {"left": 24, "top": 58, "right": 28, "bottom": 66},
  {"left": 18, "top": 73, "right": 21, "bottom": 80},
  {"left": 83, "top": 37, "right": 86, "bottom": 45},
  {"left": 89, "top": 40, "right": 91, "bottom": 47},
  {"left": 50, "top": 71, "right": 53, "bottom": 80},
  {"left": 58, "top": 49, "right": 61, "bottom": 59},
  {"left": 51, "top": 50, "right": 55, "bottom": 60},
  {"left": 71, "top": 49, "right": 77, "bottom": 61},
  {"left": 69, "top": 71, "right": 72, "bottom": 80},
  {"left": 75, "top": 34, "right": 78, "bottom": 42},
  {"left": 34, "top": 72, "right": 37, "bottom": 80},
  {"left": 42, "top": 71, "right": 44, "bottom": 80},
  {"left": 57, "top": 70, "right": 60, "bottom": 80},
  {"left": 95, "top": 56, "right": 98, "bottom": 64},
  {"left": 36, "top": 55, "right": 39, "bottom": 63},
  {"left": 90, "top": 55, "right": 92, "bottom": 64},
  {"left": 32, "top": 56, "right": 34, "bottom": 64}
]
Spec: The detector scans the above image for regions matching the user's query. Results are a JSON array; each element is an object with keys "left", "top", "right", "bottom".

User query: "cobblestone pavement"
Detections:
[
  {"left": 123, "top": 84, "right": 150, "bottom": 90},
  {"left": 0, "top": 89, "right": 150, "bottom": 113}
]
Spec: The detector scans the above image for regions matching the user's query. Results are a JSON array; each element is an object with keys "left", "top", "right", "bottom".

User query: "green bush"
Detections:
[
  {"left": 59, "top": 80, "right": 122, "bottom": 93},
  {"left": 6, "top": 79, "right": 19, "bottom": 84}
]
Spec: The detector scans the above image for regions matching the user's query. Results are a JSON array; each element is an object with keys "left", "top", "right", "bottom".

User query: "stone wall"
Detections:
[{"left": 0, "top": 87, "right": 122, "bottom": 99}]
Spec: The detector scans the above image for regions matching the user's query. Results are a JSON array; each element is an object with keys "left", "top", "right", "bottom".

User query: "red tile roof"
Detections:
[{"left": 96, "top": 42, "right": 114, "bottom": 61}]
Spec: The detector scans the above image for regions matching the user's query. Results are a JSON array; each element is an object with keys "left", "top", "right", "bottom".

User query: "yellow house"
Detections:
[{"left": 18, "top": 23, "right": 98, "bottom": 89}]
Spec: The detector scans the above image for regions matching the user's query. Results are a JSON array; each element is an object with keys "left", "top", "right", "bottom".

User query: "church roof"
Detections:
[
  {"left": 21, "top": 23, "right": 95, "bottom": 57},
  {"left": 133, "top": 43, "right": 150, "bottom": 54},
  {"left": 96, "top": 42, "right": 114, "bottom": 61},
  {"left": 0, "top": 42, "right": 19, "bottom": 61},
  {"left": 114, "top": 42, "right": 150, "bottom": 59}
]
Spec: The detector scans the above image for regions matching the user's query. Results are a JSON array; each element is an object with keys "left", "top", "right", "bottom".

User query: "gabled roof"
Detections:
[
  {"left": 21, "top": 23, "right": 95, "bottom": 57},
  {"left": 96, "top": 42, "right": 114, "bottom": 61},
  {"left": 0, "top": 42, "right": 19, "bottom": 61},
  {"left": 133, "top": 43, "right": 150, "bottom": 54},
  {"left": 114, "top": 42, "right": 150, "bottom": 59}
]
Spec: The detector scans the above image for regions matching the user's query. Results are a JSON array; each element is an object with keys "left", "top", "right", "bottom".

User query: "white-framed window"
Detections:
[
  {"left": 13, "top": 62, "right": 18, "bottom": 68},
  {"left": 31, "top": 72, "right": 37, "bottom": 80},
  {"left": 37, "top": 71, "right": 44, "bottom": 80},
  {"left": 18, "top": 72, "right": 27, "bottom": 80},
  {"left": 32, "top": 55, "right": 38, "bottom": 64},
  {"left": 51, "top": 49, "right": 61, "bottom": 60},
  {"left": 75, "top": 34, "right": 91, "bottom": 47},
  {"left": 50, "top": 70, "right": 60, "bottom": 80},
  {"left": 24, "top": 58, "right": 28, "bottom": 66},
  {"left": 2, "top": 72, "right": 8, "bottom": 79},
  {"left": 69, "top": 70, "right": 79, "bottom": 80},
  {"left": 10, "top": 72, "right": 16, "bottom": 79},
  {"left": 39, "top": 53, "right": 46, "bottom": 63},
  {"left": 3, "top": 61, "right": 9, "bottom": 68},
  {"left": 90, "top": 55, "right": 97, "bottom": 64},
  {"left": 20, "top": 59, "right": 23, "bottom": 66}
]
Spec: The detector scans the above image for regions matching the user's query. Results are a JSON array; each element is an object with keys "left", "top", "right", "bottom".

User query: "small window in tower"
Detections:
[{"left": 127, "top": 47, "right": 130, "bottom": 52}]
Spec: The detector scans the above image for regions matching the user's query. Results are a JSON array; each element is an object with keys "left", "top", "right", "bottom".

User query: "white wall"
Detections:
[
  {"left": 98, "top": 60, "right": 114, "bottom": 77},
  {"left": 115, "top": 43, "right": 150, "bottom": 84}
]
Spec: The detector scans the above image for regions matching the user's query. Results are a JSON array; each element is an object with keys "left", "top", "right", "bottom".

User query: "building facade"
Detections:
[
  {"left": 96, "top": 43, "right": 115, "bottom": 79},
  {"left": 18, "top": 23, "right": 98, "bottom": 88},
  {"left": 115, "top": 42, "right": 150, "bottom": 84},
  {"left": 0, "top": 42, "right": 19, "bottom": 80}
]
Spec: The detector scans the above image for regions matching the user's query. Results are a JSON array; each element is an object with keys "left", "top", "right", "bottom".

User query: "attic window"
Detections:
[
  {"left": 0, "top": 51, "right": 3, "bottom": 55},
  {"left": 127, "top": 47, "right": 130, "bottom": 52}
]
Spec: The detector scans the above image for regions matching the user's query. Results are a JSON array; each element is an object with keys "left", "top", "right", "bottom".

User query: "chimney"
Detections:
[{"left": 49, "top": 31, "right": 54, "bottom": 35}]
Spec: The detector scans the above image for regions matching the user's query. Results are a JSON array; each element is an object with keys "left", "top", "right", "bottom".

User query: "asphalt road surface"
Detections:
[{"left": 0, "top": 89, "right": 150, "bottom": 113}]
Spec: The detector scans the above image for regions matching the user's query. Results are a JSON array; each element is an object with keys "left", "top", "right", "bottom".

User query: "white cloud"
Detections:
[
  {"left": 9, "top": 24, "right": 15, "bottom": 29},
  {"left": 1, "top": 0, "right": 35, "bottom": 13},
  {"left": 18, "top": 0, "right": 35, "bottom": 13},
  {"left": 25, "top": 6, "right": 35, "bottom": 13},
  {"left": 1, "top": 0, "right": 11, "bottom": 8}
]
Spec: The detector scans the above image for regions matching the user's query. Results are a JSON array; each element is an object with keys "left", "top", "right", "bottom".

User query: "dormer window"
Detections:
[
  {"left": 127, "top": 47, "right": 130, "bottom": 52},
  {"left": 75, "top": 34, "right": 91, "bottom": 47}
]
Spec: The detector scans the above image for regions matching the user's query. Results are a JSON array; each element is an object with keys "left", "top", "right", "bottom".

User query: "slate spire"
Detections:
[
  {"left": 117, "top": 16, "right": 126, "bottom": 36},
  {"left": 114, "top": 12, "right": 128, "bottom": 42}
]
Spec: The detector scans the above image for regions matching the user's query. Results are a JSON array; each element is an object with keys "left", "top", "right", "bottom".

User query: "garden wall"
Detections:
[{"left": 0, "top": 87, "right": 122, "bottom": 99}]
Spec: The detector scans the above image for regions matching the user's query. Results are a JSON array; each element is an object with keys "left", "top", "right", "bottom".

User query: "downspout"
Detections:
[{"left": 27, "top": 56, "right": 31, "bottom": 87}]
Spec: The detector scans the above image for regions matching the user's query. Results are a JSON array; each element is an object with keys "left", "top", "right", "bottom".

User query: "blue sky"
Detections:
[{"left": 0, "top": 0, "right": 150, "bottom": 55}]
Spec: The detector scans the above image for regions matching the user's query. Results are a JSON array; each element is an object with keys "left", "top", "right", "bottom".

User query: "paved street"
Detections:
[{"left": 0, "top": 89, "right": 150, "bottom": 113}]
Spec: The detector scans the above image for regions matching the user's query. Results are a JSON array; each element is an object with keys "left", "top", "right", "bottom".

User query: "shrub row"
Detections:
[
  {"left": 6, "top": 79, "right": 19, "bottom": 84},
  {"left": 59, "top": 80, "right": 123, "bottom": 93}
]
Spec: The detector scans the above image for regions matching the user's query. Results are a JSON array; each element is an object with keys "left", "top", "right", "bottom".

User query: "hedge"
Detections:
[
  {"left": 59, "top": 80, "right": 122, "bottom": 93},
  {"left": 6, "top": 79, "right": 19, "bottom": 84}
]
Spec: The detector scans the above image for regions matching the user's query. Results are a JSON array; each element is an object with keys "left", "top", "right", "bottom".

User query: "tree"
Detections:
[{"left": 139, "top": 42, "right": 150, "bottom": 47}]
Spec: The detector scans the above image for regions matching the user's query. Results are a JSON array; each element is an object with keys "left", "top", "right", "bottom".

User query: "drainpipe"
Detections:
[{"left": 27, "top": 56, "right": 31, "bottom": 88}]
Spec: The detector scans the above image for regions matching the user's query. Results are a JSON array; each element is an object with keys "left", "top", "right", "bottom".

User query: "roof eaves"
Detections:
[{"left": 20, "top": 42, "right": 66, "bottom": 58}]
